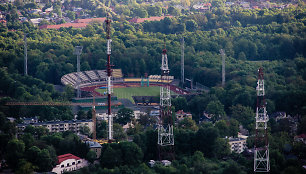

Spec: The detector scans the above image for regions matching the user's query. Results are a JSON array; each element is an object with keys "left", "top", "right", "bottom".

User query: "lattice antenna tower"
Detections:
[
  {"left": 158, "top": 39, "right": 174, "bottom": 161},
  {"left": 219, "top": 49, "right": 226, "bottom": 87},
  {"left": 181, "top": 37, "right": 184, "bottom": 86},
  {"left": 105, "top": 15, "right": 114, "bottom": 141},
  {"left": 254, "top": 67, "right": 270, "bottom": 172},
  {"left": 24, "top": 33, "right": 28, "bottom": 76},
  {"left": 74, "top": 46, "right": 83, "bottom": 98}
]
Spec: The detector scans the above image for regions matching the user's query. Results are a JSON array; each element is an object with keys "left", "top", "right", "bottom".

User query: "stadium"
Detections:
[{"left": 60, "top": 69, "right": 188, "bottom": 104}]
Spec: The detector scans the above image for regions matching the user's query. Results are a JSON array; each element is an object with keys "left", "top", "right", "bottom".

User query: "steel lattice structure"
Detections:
[
  {"left": 158, "top": 46, "right": 174, "bottom": 161},
  {"left": 254, "top": 67, "right": 270, "bottom": 172},
  {"left": 105, "top": 16, "right": 114, "bottom": 141}
]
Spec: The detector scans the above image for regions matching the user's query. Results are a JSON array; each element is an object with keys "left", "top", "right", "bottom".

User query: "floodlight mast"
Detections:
[
  {"left": 181, "top": 37, "right": 184, "bottom": 86},
  {"left": 24, "top": 33, "right": 28, "bottom": 76},
  {"left": 219, "top": 49, "right": 226, "bottom": 87},
  {"left": 74, "top": 46, "right": 83, "bottom": 98}
]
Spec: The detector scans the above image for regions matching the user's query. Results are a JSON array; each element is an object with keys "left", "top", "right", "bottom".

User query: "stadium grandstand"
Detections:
[
  {"left": 61, "top": 69, "right": 123, "bottom": 89},
  {"left": 60, "top": 69, "right": 187, "bottom": 96},
  {"left": 61, "top": 69, "right": 176, "bottom": 89}
]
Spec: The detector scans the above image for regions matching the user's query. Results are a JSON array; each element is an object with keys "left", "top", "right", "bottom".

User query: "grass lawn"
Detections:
[{"left": 96, "top": 86, "right": 160, "bottom": 103}]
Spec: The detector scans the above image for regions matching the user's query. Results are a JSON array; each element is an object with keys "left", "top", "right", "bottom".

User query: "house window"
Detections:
[
  {"left": 78, "top": 161, "right": 81, "bottom": 163},
  {"left": 61, "top": 165, "right": 64, "bottom": 168},
  {"left": 67, "top": 163, "right": 70, "bottom": 166},
  {"left": 72, "top": 162, "right": 75, "bottom": 165}
]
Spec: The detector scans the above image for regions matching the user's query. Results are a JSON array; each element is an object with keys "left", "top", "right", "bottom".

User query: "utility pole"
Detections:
[
  {"left": 181, "top": 37, "right": 184, "bottom": 86},
  {"left": 219, "top": 49, "right": 226, "bottom": 87},
  {"left": 74, "top": 46, "right": 83, "bottom": 98},
  {"left": 254, "top": 67, "right": 270, "bottom": 172},
  {"left": 105, "top": 15, "right": 114, "bottom": 141},
  {"left": 158, "top": 39, "right": 174, "bottom": 161},
  {"left": 24, "top": 33, "right": 28, "bottom": 76}
]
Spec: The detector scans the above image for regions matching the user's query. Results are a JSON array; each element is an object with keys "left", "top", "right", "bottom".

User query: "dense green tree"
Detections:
[
  {"left": 77, "top": 110, "right": 87, "bottom": 120},
  {"left": 172, "top": 97, "right": 188, "bottom": 112},
  {"left": 36, "top": 149, "right": 54, "bottom": 172},
  {"left": 215, "top": 120, "right": 229, "bottom": 137},
  {"left": 100, "top": 146, "right": 122, "bottom": 168},
  {"left": 120, "top": 142, "right": 143, "bottom": 166},
  {"left": 86, "top": 150, "right": 97, "bottom": 163},
  {"left": 185, "top": 20, "right": 198, "bottom": 32},
  {"left": 115, "top": 107, "right": 134, "bottom": 125},
  {"left": 113, "top": 123, "right": 127, "bottom": 140},
  {"left": 206, "top": 100, "right": 226, "bottom": 122},
  {"left": 26, "top": 146, "right": 41, "bottom": 165},
  {"left": 15, "top": 159, "right": 36, "bottom": 174},
  {"left": 178, "top": 118, "right": 198, "bottom": 131},
  {"left": 5, "top": 139, "right": 25, "bottom": 169},
  {"left": 195, "top": 127, "right": 219, "bottom": 157}
]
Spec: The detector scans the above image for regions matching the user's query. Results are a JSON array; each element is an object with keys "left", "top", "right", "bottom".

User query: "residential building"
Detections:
[
  {"left": 149, "top": 110, "right": 160, "bottom": 117},
  {"left": 30, "top": 18, "right": 44, "bottom": 26},
  {"left": 176, "top": 110, "right": 192, "bottom": 121},
  {"left": 22, "top": 116, "right": 38, "bottom": 124},
  {"left": 85, "top": 141, "right": 102, "bottom": 159},
  {"left": 17, "top": 119, "right": 93, "bottom": 136},
  {"left": 193, "top": 3, "right": 211, "bottom": 12},
  {"left": 228, "top": 137, "right": 247, "bottom": 153},
  {"left": 51, "top": 153, "right": 88, "bottom": 174}
]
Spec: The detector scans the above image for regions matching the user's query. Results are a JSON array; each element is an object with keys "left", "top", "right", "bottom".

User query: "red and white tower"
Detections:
[
  {"left": 254, "top": 67, "right": 270, "bottom": 172},
  {"left": 105, "top": 16, "right": 114, "bottom": 141},
  {"left": 158, "top": 43, "right": 174, "bottom": 160}
]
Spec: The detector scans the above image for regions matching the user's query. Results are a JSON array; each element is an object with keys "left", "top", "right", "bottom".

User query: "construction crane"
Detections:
[{"left": 6, "top": 96, "right": 122, "bottom": 140}]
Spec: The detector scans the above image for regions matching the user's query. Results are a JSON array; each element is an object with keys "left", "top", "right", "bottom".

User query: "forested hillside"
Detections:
[{"left": 0, "top": 0, "right": 305, "bottom": 173}]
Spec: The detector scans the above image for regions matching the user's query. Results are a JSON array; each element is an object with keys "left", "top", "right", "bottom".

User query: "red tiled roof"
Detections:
[
  {"left": 75, "top": 18, "right": 106, "bottom": 23},
  {"left": 57, "top": 153, "right": 81, "bottom": 164},
  {"left": 129, "top": 16, "right": 173, "bottom": 23},
  {"left": 298, "top": 134, "right": 306, "bottom": 139},
  {"left": 176, "top": 110, "right": 185, "bottom": 114},
  {"left": 176, "top": 110, "right": 191, "bottom": 115},
  {"left": 39, "top": 23, "right": 88, "bottom": 29}
]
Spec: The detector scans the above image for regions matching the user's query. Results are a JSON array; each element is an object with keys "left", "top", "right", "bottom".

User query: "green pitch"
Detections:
[{"left": 96, "top": 86, "right": 160, "bottom": 102}]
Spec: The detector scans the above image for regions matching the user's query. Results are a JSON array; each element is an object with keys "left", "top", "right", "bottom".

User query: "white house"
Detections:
[{"left": 51, "top": 153, "right": 88, "bottom": 174}]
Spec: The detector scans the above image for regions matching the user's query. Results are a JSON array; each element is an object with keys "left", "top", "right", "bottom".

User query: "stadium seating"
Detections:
[
  {"left": 85, "top": 71, "right": 99, "bottom": 81},
  {"left": 61, "top": 69, "right": 123, "bottom": 89}
]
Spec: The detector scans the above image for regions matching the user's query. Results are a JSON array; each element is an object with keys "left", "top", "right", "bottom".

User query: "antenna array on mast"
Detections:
[
  {"left": 158, "top": 39, "right": 174, "bottom": 161},
  {"left": 254, "top": 67, "right": 270, "bottom": 172}
]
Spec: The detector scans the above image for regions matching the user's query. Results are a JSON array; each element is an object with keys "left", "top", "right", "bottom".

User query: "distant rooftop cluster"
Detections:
[{"left": 39, "top": 17, "right": 106, "bottom": 30}]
